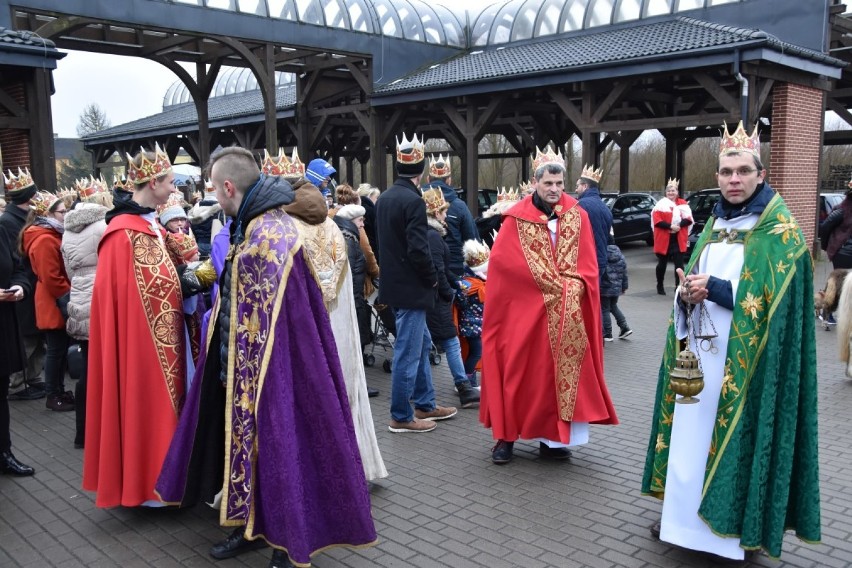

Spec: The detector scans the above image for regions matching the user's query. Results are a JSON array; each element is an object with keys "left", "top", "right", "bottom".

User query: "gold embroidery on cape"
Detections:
[
  {"left": 291, "top": 218, "right": 347, "bottom": 307},
  {"left": 517, "top": 208, "right": 587, "bottom": 421},
  {"left": 128, "top": 230, "right": 184, "bottom": 415}
]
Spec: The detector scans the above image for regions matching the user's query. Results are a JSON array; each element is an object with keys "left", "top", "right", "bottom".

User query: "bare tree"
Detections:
[{"left": 76, "top": 103, "right": 112, "bottom": 138}]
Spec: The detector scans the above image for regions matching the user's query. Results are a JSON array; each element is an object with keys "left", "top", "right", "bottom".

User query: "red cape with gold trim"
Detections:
[
  {"left": 479, "top": 193, "right": 618, "bottom": 443},
  {"left": 83, "top": 213, "right": 185, "bottom": 507}
]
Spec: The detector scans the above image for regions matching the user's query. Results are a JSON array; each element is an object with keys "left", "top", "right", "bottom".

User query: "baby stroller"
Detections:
[{"left": 364, "top": 301, "right": 441, "bottom": 373}]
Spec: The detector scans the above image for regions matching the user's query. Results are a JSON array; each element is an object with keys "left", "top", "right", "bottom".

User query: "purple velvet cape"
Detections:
[{"left": 156, "top": 209, "right": 376, "bottom": 566}]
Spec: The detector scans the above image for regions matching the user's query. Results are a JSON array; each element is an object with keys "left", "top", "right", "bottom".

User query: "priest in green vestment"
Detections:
[{"left": 641, "top": 122, "right": 820, "bottom": 560}]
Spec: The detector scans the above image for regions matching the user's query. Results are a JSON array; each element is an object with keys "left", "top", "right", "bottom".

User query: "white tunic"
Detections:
[{"left": 660, "top": 213, "right": 758, "bottom": 560}]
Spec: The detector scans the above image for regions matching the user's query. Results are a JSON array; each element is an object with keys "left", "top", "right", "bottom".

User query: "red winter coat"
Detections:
[
  {"left": 22, "top": 224, "right": 70, "bottom": 331},
  {"left": 652, "top": 198, "right": 692, "bottom": 255}
]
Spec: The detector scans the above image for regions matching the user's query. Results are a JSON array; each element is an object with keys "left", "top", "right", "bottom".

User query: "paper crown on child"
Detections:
[
  {"left": 532, "top": 145, "right": 564, "bottom": 171},
  {"left": 580, "top": 164, "right": 603, "bottom": 184},
  {"left": 719, "top": 121, "right": 760, "bottom": 158},
  {"left": 422, "top": 188, "right": 449, "bottom": 216},
  {"left": 126, "top": 143, "right": 172, "bottom": 185},
  {"left": 30, "top": 190, "right": 61, "bottom": 216},
  {"left": 463, "top": 239, "right": 490, "bottom": 271},
  {"left": 428, "top": 154, "right": 451, "bottom": 178}
]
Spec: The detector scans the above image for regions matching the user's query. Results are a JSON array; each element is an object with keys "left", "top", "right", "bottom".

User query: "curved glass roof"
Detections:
[
  {"left": 163, "top": 67, "right": 294, "bottom": 108},
  {"left": 469, "top": 0, "right": 745, "bottom": 46},
  {"left": 166, "top": 0, "right": 466, "bottom": 47}
]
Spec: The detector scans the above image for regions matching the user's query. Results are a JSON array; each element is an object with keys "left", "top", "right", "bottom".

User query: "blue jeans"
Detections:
[
  {"left": 435, "top": 336, "right": 470, "bottom": 388},
  {"left": 463, "top": 336, "right": 482, "bottom": 375},
  {"left": 391, "top": 308, "right": 436, "bottom": 422}
]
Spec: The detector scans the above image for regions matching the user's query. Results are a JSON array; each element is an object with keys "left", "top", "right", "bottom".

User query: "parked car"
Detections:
[
  {"left": 456, "top": 187, "right": 499, "bottom": 216},
  {"left": 600, "top": 192, "right": 657, "bottom": 245},
  {"left": 820, "top": 193, "right": 843, "bottom": 223},
  {"left": 684, "top": 188, "right": 721, "bottom": 258}
]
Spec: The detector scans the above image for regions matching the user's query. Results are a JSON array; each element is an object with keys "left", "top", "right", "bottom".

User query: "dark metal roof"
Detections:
[
  {"left": 375, "top": 17, "right": 846, "bottom": 97},
  {"left": 84, "top": 84, "right": 297, "bottom": 142},
  {"left": 0, "top": 26, "right": 63, "bottom": 67}
]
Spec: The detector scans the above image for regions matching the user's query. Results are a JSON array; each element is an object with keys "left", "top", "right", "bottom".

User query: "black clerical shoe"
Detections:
[
  {"left": 268, "top": 550, "right": 295, "bottom": 568},
  {"left": 1, "top": 451, "right": 35, "bottom": 477},
  {"left": 491, "top": 440, "right": 514, "bottom": 465},
  {"left": 209, "top": 527, "right": 267, "bottom": 559},
  {"left": 539, "top": 442, "right": 571, "bottom": 460}
]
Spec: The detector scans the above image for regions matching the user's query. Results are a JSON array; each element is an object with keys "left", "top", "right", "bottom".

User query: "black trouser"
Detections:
[
  {"left": 656, "top": 250, "right": 684, "bottom": 288},
  {"left": 75, "top": 341, "right": 88, "bottom": 445},
  {"left": 1, "top": 374, "right": 10, "bottom": 453},
  {"left": 43, "top": 329, "right": 69, "bottom": 397}
]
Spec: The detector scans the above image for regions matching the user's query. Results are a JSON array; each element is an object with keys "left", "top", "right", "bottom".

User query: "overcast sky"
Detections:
[{"left": 51, "top": 50, "right": 189, "bottom": 139}]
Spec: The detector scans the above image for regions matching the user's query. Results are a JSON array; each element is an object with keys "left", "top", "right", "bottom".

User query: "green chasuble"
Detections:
[{"left": 641, "top": 193, "right": 820, "bottom": 558}]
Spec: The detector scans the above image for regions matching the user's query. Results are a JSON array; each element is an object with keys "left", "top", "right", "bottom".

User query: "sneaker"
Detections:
[
  {"left": 603, "top": 334, "right": 614, "bottom": 342},
  {"left": 414, "top": 406, "right": 458, "bottom": 421},
  {"left": 491, "top": 440, "right": 514, "bottom": 464},
  {"left": 456, "top": 383, "right": 480, "bottom": 409},
  {"left": 827, "top": 314, "right": 837, "bottom": 325},
  {"left": 618, "top": 327, "right": 633, "bottom": 339},
  {"left": 388, "top": 418, "right": 437, "bottom": 433},
  {"left": 539, "top": 442, "right": 571, "bottom": 460},
  {"left": 8, "top": 382, "right": 46, "bottom": 401}
]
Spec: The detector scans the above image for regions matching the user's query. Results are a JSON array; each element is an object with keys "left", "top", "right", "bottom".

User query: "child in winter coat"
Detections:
[
  {"left": 601, "top": 234, "right": 632, "bottom": 342},
  {"left": 455, "top": 240, "right": 490, "bottom": 387}
]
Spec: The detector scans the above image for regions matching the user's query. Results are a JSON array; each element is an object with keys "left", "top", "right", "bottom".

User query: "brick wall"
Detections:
[
  {"left": 768, "top": 82, "right": 825, "bottom": 249},
  {"left": 0, "top": 82, "right": 32, "bottom": 172}
]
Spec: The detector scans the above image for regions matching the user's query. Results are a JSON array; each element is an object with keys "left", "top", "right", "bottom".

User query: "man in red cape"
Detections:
[
  {"left": 84, "top": 144, "right": 187, "bottom": 507},
  {"left": 480, "top": 147, "right": 618, "bottom": 464}
]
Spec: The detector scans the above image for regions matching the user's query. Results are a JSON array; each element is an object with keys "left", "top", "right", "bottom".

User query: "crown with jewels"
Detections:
[
  {"left": 396, "top": 133, "right": 425, "bottom": 165},
  {"left": 30, "top": 190, "right": 60, "bottom": 216},
  {"left": 155, "top": 191, "right": 186, "bottom": 215},
  {"left": 261, "top": 148, "right": 304, "bottom": 178},
  {"left": 57, "top": 185, "right": 77, "bottom": 202},
  {"left": 463, "top": 239, "right": 490, "bottom": 269},
  {"left": 428, "top": 154, "right": 451, "bottom": 178},
  {"left": 75, "top": 176, "right": 108, "bottom": 199},
  {"left": 113, "top": 176, "right": 131, "bottom": 191},
  {"left": 666, "top": 177, "right": 680, "bottom": 190},
  {"left": 532, "top": 145, "right": 565, "bottom": 171},
  {"left": 496, "top": 186, "right": 520, "bottom": 202},
  {"left": 126, "top": 143, "right": 172, "bottom": 185},
  {"left": 580, "top": 164, "right": 603, "bottom": 184},
  {"left": 4, "top": 167, "right": 35, "bottom": 192},
  {"left": 719, "top": 121, "right": 760, "bottom": 158}
]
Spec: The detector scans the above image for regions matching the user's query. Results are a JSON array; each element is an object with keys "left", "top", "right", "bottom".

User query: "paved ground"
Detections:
[{"left": 2, "top": 243, "right": 851, "bottom": 568}]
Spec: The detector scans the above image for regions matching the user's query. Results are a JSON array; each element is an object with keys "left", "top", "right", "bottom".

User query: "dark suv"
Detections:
[
  {"left": 684, "top": 188, "right": 721, "bottom": 258},
  {"left": 601, "top": 192, "right": 657, "bottom": 245}
]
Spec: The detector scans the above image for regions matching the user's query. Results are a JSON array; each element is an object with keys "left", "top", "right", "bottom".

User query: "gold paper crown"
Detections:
[
  {"left": 532, "top": 145, "right": 565, "bottom": 171},
  {"left": 396, "top": 133, "right": 425, "bottom": 165},
  {"left": 4, "top": 167, "right": 35, "bottom": 192},
  {"left": 75, "top": 176, "right": 109, "bottom": 199},
  {"left": 719, "top": 121, "right": 760, "bottom": 158},
  {"left": 113, "top": 176, "right": 130, "bottom": 190},
  {"left": 261, "top": 148, "right": 305, "bottom": 178},
  {"left": 126, "top": 143, "right": 172, "bottom": 185},
  {"left": 666, "top": 177, "right": 680, "bottom": 190},
  {"left": 155, "top": 191, "right": 186, "bottom": 215},
  {"left": 463, "top": 239, "right": 490, "bottom": 269},
  {"left": 580, "top": 164, "right": 603, "bottom": 184},
  {"left": 519, "top": 180, "right": 534, "bottom": 195},
  {"left": 428, "top": 154, "right": 451, "bottom": 178},
  {"left": 422, "top": 188, "right": 449, "bottom": 215},
  {"left": 57, "top": 185, "right": 77, "bottom": 202},
  {"left": 30, "top": 190, "right": 60, "bottom": 216},
  {"left": 496, "top": 186, "right": 520, "bottom": 202}
]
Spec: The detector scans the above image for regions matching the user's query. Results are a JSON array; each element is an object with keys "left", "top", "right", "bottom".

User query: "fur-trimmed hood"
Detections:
[
  {"left": 427, "top": 215, "right": 447, "bottom": 236},
  {"left": 64, "top": 203, "right": 108, "bottom": 233},
  {"left": 188, "top": 200, "right": 222, "bottom": 224}
]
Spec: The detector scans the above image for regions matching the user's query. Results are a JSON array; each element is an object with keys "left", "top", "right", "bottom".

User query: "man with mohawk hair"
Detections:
[{"left": 642, "top": 122, "right": 820, "bottom": 560}]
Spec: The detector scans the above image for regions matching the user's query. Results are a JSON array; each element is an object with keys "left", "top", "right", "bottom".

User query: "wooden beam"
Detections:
[
  {"left": 473, "top": 94, "right": 506, "bottom": 139},
  {"left": 694, "top": 72, "right": 738, "bottom": 113},
  {"left": 591, "top": 80, "right": 635, "bottom": 124},
  {"left": 827, "top": 98, "right": 852, "bottom": 128},
  {"left": 548, "top": 89, "right": 584, "bottom": 128}
]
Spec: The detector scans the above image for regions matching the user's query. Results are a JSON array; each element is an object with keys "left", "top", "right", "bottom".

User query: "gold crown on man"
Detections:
[
  {"left": 532, "top": 145, "right": 564, "bottom": 171},
  {"left": 666, "top": 177, "right": 680, "bottom": 190},
  {"left": 719, "top": 121, "right": 760, "bottom": 158},
  {"left": 261, "top": 148, "right": 305, "bottom": 178},
  {"left": 126, "top": 143, "right": 172, "bottom": 185},
  {"left": 396, "top": 133, "right": 425, "bottom": 165},
  {"left": 428, "top": 154, "right": 451, "bottom": 178},
  {"left": 4, "top": 167, "right": 35, "bottom": 192},
  {"left": 580, "top": 164, "right": 603, "bottom": 184}
]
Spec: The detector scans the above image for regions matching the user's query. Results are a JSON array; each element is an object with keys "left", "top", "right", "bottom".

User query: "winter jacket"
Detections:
[
  {"left": 188, "top": 197, "right": 223, "bottom": 256},
  {"left": 820, "top": 197, "right": 852, "bottom": 268},
  {"left": 375, "top": 177, "right": 437, "bottom": 310},
  {"left": 421, "top": 180, "right": 478, "bottom": 277},
  {"left": 61, "top": 204, "right": 107, "bottom": 340},
  {"left": 601, "top": 244, "right": 628, "bottom": 297},
  {"left": 361, "top": 196, "right": 377, "bottom": 252},
  {"left": 652, "top": 197, "right": 693, "bottom": 255},
  {"left": 577, "top": 187, "right": 613, "bottom": 283},
  {"left": 456, "top": 269, "right": 485, "bottom": 338},
  {"left": 332, "top": 215, "right": 367, "bottom": 308},
  {"left": 0, "top": 204, "right": 38, "bottom": 335},
  {"left": 425, "top": 218, "right": 458, "bottom": 341},
  {"left": 22, "top": 223, "right": 71, "bottom": 331},
  {"left": 0, "top": 227, "right": 32, "bottom": 376}
]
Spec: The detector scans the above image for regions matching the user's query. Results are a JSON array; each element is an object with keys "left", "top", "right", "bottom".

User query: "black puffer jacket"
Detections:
[
  {"left": 425, "top": 218, "right": 458, "bottom": 341},
  {"left": 219, "top": 175, "right": 295, "bottom": 383},
  {"left": 332, "top": 216, "right": 366, "bottom": 305}
]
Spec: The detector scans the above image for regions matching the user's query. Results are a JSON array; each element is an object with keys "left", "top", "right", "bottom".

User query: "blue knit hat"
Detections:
[{"left": 305, "top": 158, "right": 336, "bottom": 188}]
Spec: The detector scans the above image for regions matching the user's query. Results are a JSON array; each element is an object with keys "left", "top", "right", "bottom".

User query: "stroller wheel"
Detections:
[
  {"left": 364, "top": 353, "right": 376, "bottom": 367},
  {"left": 382, "top": 359, "right": 392, "bottom": 373},
  {"left": 429, "top": 352, "right": 441, "bottom": 366}
]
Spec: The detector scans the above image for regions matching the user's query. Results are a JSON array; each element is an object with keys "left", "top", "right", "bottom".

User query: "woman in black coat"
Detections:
[
  {"left": 0, "top": 223, "right": 36, "bottom": 476},
  {"left": 422, "top": 189, "right": 479, "bottom": 409},
  {"left": 333, "top": 205, "right": 370, "bottom": 348}
]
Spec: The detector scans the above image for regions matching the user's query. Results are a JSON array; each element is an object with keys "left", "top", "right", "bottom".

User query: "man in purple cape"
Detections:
[{"left": 156, "top": 147, "right": 376, "bottom": 568}]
